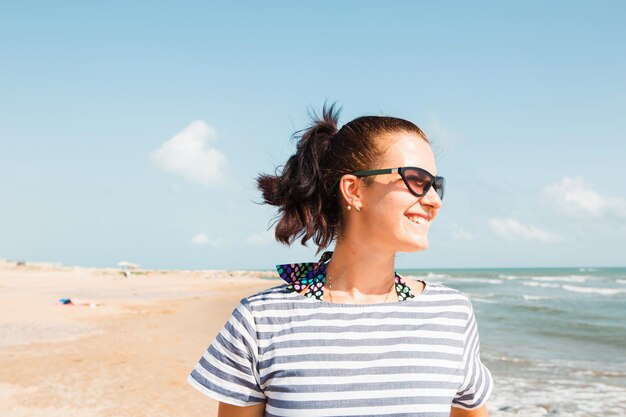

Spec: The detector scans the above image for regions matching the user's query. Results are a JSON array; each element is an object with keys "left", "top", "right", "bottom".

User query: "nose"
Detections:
[{"left": 421, "top": 185, "right": 442, "bottom": 209}]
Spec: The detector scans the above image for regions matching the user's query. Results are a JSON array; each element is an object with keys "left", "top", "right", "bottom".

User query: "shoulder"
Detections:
[{"left": 238, "top": 283, "right": 304, "bottom": 311}]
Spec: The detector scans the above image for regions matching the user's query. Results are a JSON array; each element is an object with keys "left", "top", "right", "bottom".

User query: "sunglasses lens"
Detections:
[
  {"left": 404, "top": 169, "right": 445, "bottom": 200},
  {"left": 403, "top": 169, "right": 432, "bottom": 195}
]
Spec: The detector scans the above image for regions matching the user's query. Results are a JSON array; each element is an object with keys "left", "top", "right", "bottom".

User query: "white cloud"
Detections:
[
  {"left": 245, "top": 229, "right": 275, "bottom": 246},
  {"left": 543, "top": 176, "right": 626, "bottom": 220},
  {"left": 150, "top": 120, "right": 226, "bottom": 186},
  {"left": 488, "top": 217, "right": 562, "bottom": 243},
  {"left": 191, "top": 233, "right": 210, "bottom": 245},
  {"left": 451, "top": 228, "right": 474, "bottom": 241},
  {"left": 191, "top": 233, "right": 232, "bottom": 246}
]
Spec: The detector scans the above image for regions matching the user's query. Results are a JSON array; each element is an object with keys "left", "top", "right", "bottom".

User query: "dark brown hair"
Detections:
[{"left": 257, "top": 103, "right": 428, "bottom": 252}]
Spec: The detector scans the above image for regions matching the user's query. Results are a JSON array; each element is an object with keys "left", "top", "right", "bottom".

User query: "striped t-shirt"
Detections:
[{"left": 188, "top": 278, "right": 493, "bottom": 416}]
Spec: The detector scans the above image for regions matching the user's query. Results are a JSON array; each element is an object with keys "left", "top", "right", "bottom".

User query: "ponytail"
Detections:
[{"left": 257, "top": 103, "right": 340, "bottom": 250}]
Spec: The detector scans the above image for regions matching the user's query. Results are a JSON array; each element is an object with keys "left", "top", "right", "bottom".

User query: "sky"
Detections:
[{"left": 1, "top": 1, "right": 625, "bottom": 270}]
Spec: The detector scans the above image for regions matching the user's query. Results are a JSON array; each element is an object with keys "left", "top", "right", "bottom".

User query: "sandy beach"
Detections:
[
  {"left": 0, "top": 260, "right": 277, "bottom": 417},
  {"left": 4, "top": 260, "right": 626, "bottom": 417}
]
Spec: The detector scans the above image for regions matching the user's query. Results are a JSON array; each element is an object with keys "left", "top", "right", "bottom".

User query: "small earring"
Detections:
[
  {"left": 355, "top": 204, "right": 361, "bottom": 212},
  {"left": 346, "top": 205, "right": 352, "bottom": 210}
]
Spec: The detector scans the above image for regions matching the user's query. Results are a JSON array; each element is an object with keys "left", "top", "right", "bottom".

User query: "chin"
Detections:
[{"left": 400, "top": 239, "right": 429, "bottom": 253}]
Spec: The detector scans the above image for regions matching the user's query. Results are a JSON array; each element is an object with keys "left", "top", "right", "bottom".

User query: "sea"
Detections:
[{"left": 400, "top": 266, "right": 626, "bottom": 417}]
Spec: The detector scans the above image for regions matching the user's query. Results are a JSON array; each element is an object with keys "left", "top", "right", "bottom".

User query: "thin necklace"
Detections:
[{"left": 327, "top": 273, "right": 396, "bottom": 304}]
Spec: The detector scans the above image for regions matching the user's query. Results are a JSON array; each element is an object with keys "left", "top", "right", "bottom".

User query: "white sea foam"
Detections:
[
  {"left": 424, "top": 272, "right": 448, "bottom": 279},
  {"left": 522, "top": 294, "right": 555, "bottom": 301},
  {"left": 451, "top": 277, "right": 504, "bottom": 284},
  {"left": 470, "top": 297, "right": 499, "bottom": 304},
  {"left": 492, "top": 355, "right": 535, "bottom": 365},
  {"left": 522, "top": 281, "right": 560, "bottom": 288},
  {"left": 575, "top": 369, "right": 626, "bottom": 378},
  {"left": 561, "top": 285, "right": 626, "bottom": 296},
  {"left": 497, "top": 274, "right": 521, "bottom": 280},
  {"left": 617, "top": 279, "right": 626, "bottom": 285},
  {"left": 531, "top": 275, "right": 590, "bottom": 283},
  {"left": 489, "top": 376, "right": 626, "bottom": 417}
]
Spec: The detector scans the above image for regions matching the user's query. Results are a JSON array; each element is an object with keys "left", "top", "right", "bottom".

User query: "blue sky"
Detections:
[{"left": 1, "top": 1, "right": 625, "bottom": 270}]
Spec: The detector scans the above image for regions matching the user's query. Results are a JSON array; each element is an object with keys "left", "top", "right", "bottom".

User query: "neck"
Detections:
[{"left": 325, "top": 239, "right": 397, "bottom": 304}]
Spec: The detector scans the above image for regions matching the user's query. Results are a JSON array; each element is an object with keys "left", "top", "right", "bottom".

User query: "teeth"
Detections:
[{"left": 405, "top": 215, "right": 428, "bottom": 225}]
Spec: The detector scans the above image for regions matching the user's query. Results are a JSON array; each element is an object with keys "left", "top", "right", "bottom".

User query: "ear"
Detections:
[{"left": 338, "top": 174, "right": 363, "bottom": 209}]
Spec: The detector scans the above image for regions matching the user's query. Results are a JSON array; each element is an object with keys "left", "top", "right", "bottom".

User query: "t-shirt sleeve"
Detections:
[
  {"left": 187, "top": 298, "right": 266, "bottom": 407},
  {"left": 452, "top": 298, "right": 493, "bottom": 409}
]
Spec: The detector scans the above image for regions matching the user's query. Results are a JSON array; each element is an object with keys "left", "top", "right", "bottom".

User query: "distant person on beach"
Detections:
[{"left": 188, "top": 104, "right": 493, "bottom": 416}]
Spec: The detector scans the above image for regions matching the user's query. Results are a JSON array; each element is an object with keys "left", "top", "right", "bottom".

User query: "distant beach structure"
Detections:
[{"left": 117, "top": 261, "right": 140, "bottom": 277}]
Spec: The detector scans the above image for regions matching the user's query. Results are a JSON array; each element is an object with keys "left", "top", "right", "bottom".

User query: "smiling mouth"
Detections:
[{"left": 404, "top": 214, "right": 429, "bottom": 225}]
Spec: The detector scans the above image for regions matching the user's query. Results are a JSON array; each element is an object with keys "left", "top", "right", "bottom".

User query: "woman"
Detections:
[{"left": 188, "top": 105, "right": 493, "bottom": 417}]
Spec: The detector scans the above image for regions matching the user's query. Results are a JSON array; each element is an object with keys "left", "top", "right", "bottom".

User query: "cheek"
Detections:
[{"left": 365, "top": 195, "right": 405, "bottom": 226}]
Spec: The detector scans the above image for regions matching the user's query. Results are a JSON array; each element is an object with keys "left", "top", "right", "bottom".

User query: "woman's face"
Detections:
[{"left": 355, "top": 132, "right": 442, "bottom": 254}]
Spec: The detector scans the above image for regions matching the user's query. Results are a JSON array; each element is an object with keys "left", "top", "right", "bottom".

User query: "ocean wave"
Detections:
[
  {"left": 489, "top": 376, "right": 626, "bottom": 417},
  {"left": 522, "top": 294, "right": 555, "bottom": 301},
  {"left": 494, "top": 355, "right": 535, "bottom": 365},
  {"left": 404, "top": 275, "right": 423, "bottom": 281},
  {"left": 537, "top": 325, "right": 626, "bottom": 349},
  {"left": 574, "top": 369, "right": 626, "bottom": 378},
  {"left": 465, "top": 291, "right": 495, "bottom": 298},
  {"left": 617, "top": 279, "right": 626, "bottom": 285},
  {"left": 561, "top": 285, "right": 626, "bottom": 296},
  {"left": 497, "top": 274, "right": 522, "bottom": 280},
  {"left": 531, "top": 275, "right": 590, "bottom": 283},
  {"left": 470, "top": 297, "right": 500, "bottom": 304},
  {"left": 450, "top": 277, "right": 504, "bottom": 284},
  {"left": 522, "top": 281, "right": 560, "bottom": 288},
  {"left": 511, "top": 303, "right": 567, "bottom": 315},
  {"left": 424, "top": 272, "right": 449, "bottom": 279}
]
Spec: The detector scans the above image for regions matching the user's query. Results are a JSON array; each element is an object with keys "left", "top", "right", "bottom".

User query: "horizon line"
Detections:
[{"left": 2, "top": 259, "right": 625, "bottom": 272}]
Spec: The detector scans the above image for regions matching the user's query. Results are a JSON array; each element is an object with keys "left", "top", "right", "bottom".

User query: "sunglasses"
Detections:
[{"left": 350, "top": 167, "right": 445, "bottom": 200}]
